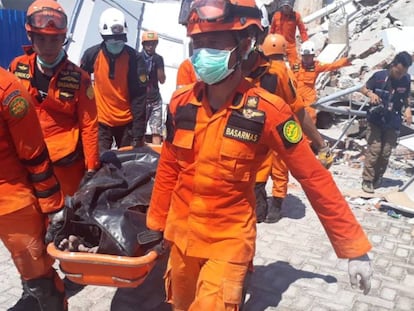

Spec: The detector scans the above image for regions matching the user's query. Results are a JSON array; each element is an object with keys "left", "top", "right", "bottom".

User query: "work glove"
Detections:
[
  {"left": 348, "top": 254, "right": 373, "bottom": 295},
  {"left": 137, "top": 230, "right": 169, "bottom": 257},
  {"left": 79, "top": 170, "right": 96, "bottom": 188},
  {"left": 317, "top": 143, "right": 334, "bottom": 169},
  {"left": 45, "top": 207, "right": 66, "bottom": 245}
]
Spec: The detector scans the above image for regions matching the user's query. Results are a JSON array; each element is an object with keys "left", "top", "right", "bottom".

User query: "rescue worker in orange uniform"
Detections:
[
  {"left": 176, "top": 58, "right": 198, "bottom": 89},
  {"left": 244, "top": 33, "right": 332, "bottom": 223},
  {"left": 269, "top": 0, "right": 308, "bottom": 66},
  {"left": 0, "top": 66, "right": 66, "bottom": 310},
  {"left": 292, "top": 40, "right": 355, "bottom": 123},
  {"left": 147, "top": 1, "right": 373, "bottom": 309},
  {"left": 81, "top": 8, "right": 148, "bottom": 153},
  {"left": 9, "top": 0, "right": 100, "bottom": 196}
]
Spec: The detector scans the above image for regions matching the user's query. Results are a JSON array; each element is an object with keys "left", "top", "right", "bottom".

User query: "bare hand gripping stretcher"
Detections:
[{"left": 47, "top": 145, "right": 163, "bottom": 288}]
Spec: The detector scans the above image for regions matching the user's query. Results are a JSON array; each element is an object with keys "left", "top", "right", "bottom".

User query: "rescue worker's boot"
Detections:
[
  {"left": 254, "top": 182, "right": 268, "bottom": 223},
  {"left": 26, "top": 277, "right": 67, "bottom": 311},
  {"left": 362, "top": 180, "right": 374, "bottom": 193},
  {"left": 7, "top": 279, "right": 41, "bottom": 311},
  {"left": 264, "top": 197, "right": 283, "bottom": 223}
]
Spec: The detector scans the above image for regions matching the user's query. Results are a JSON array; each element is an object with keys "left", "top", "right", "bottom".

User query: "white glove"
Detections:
[{"left": 348, "top": 254, "right": 373, "bottom": 295}]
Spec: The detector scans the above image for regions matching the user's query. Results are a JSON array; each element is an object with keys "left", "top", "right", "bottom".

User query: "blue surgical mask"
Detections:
[
  {"left": 191, "top": 47, "right": 237, "bottom": 85},
  {"left": 105, "top": 40, "right": 125, "bottom": 55},
  {"left": 36, "top": 49, "right": 65, "bottom": 69}
]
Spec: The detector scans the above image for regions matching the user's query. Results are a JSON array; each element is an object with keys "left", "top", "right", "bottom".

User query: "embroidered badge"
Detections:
[
  {"left": 276, "top": 117, "right": 303, "bottom": 148},
  {"left": 9, "top": 96, "right": 29, "bottom": 118},
  {"left": 15, "top": 63, "right": 30, "bottom": 80},
  {"left": 246, "top": 96, "right": 259, "bottom": 108},
  {"left": 139, "top": 74, "right": 148, "bottom": 83},
  {"left": 283, "top": 119, "right": 302, "bottom": 144},
  {"left": 86, "top": 85, "right": 95, "bottom": 99}
]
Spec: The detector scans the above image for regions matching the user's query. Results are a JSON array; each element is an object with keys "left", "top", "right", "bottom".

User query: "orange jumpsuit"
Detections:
[
  {"left": 292, "top": 57, "right": 351, "bottom": 122},
  {"left": 0, "top": 66, "right": 64, "bottom": 283},
  {"left": 9, "top": 47, "right": 100, "bottom": 195},
  {"left": 176, "top": 58, "right": 198, "bottom": 88},
  {"left": 269, "top": 11, "right": 308, "bottom": 65},
  {"left": 147, "top": 79, "right": 371, "bottom": 310},
  {"left": 247, "top": 56, "right": 304, "bottom": 198}
]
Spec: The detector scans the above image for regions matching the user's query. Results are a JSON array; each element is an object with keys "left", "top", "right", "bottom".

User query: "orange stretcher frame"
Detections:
[
  {"left": 47, "top": 143, "right": 163, "bottom": 288},
  {"left": 47, "top": 244, "right": 158, "bottom": 288}
]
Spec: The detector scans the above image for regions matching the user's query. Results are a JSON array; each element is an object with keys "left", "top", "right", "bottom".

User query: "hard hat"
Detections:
[
  {"left": 260, "top": 33, "right": 286, "bottom": 56},
  {"left": 25, "top": 0, "right": 67, "bottom": 35},
  {"left": 99, "top": 8, "right": 128, "bottom": 37},
  {"left": 179, "top": 0, "right": 263, "bottom": 36},
  {"left": 279, "top": 0, "right": 295, "bottom": 8},
  {"left": 142, "top": 31, "right": 158, "bottom": 42},
  {"left": 300, "top": 40, "right": 315, "bottom": 55}
]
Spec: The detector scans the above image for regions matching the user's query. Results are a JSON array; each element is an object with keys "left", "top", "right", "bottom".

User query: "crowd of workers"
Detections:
[{"left": 0, "top": 0, "right": 412, "bottom": 309}]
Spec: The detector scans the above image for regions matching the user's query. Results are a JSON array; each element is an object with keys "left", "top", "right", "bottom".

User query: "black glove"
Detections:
[
  {"left": 79, "top": 170, "right": 96, "bottom": 188},
  {"left": 45, "top": 208, "right": 66, "bottom": 245},
  {"left": 137, "top": 230, "right": 169, "bottom": 257}
]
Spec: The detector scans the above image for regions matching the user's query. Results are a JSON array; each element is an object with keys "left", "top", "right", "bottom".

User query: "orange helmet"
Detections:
[
  {"left": 179, "top": 0, "right": 262, "bottom": 36},
  {"left": 142, "top": 31, "right": 159, "bottom": 42},
  {"left": 260, "top": 33, "right": 287, "bottom": 56},
  {"left": 25, "top": 0, "right": 67, "bottom": 35}
]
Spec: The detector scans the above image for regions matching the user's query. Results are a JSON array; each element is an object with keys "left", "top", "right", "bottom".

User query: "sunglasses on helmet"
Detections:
[
  {"left": 27, "top": 7, "right": 67, "bottom": 30},
  {"left": 179, "top": 0, "right": 261, "bottom": 25}
]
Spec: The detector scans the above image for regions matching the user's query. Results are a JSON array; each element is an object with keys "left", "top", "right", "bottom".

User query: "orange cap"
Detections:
[{"left": 142, "top": 31, "right": 159, "bottom": 42}]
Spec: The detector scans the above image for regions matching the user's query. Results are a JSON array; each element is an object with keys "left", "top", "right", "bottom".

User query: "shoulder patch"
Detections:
[
  {"left": 9, "top": 96, "right": 29, "bottom": 118},
  {"left": 3, "top": 90, "right": 21, "bottom": 106},
  {"left": 276, "top": 117, "right": 302, "bottom": 148}
]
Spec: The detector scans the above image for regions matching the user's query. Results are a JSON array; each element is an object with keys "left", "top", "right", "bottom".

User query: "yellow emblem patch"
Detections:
[
  {"left": 139, "top": 74, "right": 148, "bottom": 83},
  {"left": 9, "top": 97, "right": 29, "bottom": 118},
  {"left": 86, "top": 85, "right": 95, "bottom": 100},
  {"left": 283, "top": 120, "right": 302, "bottom": 144}
]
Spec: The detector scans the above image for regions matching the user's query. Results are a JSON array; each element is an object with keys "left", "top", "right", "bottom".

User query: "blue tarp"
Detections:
[{"left": 0, "top": 9, "right": 29, "bottom": 68}]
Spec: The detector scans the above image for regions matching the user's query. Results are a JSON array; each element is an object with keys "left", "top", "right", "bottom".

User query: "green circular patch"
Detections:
[
  {"left": 9, "top": 97, "right": 29, "bottom": 118},
  {"left": 283, "top": 120, "right": 302, "bottom": 144}
]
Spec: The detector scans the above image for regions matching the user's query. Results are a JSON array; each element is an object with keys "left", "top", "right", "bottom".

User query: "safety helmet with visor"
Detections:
[
  {"left": 25, "top": 0, "right": 67, "bottom": 35},
  {"left": 179, "top": 0, "right": 263, "bottom": 36},
  {"left": 99, "top": 8, "right": 128, "bottom": 41},
  {"left": 279, "top": 0, "right": 295, "bottom": 9}
]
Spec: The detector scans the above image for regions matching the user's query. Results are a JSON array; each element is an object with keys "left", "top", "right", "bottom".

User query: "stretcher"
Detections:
[{"left": 47, "top": 144, "right": 162, "bottom": 288}]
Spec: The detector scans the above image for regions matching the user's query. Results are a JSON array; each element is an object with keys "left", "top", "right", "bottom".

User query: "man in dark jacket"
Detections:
[{"left": 360, "top": 51, "right": 412, "bottom": 193}]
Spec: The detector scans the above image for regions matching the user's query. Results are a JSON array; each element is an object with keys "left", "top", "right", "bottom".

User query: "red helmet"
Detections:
[
  {"left": 179, "top": 0, "right": 262, "bottom": 36},
  {"left": 260, "top": 34, "right": 287, "bottom": 56},
  {"left": 26, "top": 0, "right": 67, "bottom": 35}
]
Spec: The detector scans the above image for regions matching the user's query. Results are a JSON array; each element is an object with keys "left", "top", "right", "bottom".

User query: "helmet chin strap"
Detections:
[{"left": 36, "top": 50, "right": 65, "bottom": 69}]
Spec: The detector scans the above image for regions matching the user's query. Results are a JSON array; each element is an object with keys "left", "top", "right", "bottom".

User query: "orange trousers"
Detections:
[
  {"left": 53, "top": 158, "right": 85, "bottom": 196},
  {"left": 255, "top": 150, "right": 289, "bottom": 199},
  {"left": 165, "top": 244, "right": 249, "bottom": 311},
  {"left": 0, "top": 204, "right": 57, "bottom": 280},
  {"left": 286, "top": 43, "right": 300, "bottom": 67}
]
